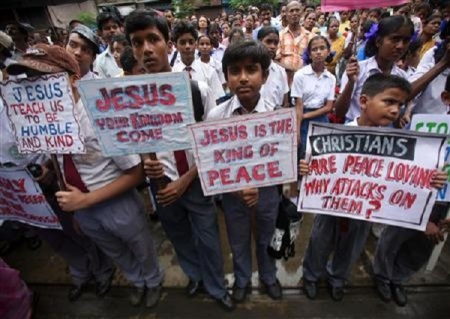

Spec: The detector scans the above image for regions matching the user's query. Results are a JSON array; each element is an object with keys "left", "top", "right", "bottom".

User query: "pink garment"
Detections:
[{"left": 0, "top": 258, "right": 32, "bottom": 319}]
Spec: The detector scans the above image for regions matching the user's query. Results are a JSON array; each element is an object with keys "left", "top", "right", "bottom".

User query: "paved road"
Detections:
[{"left": 32, "top": 284, "right": 450, "bottom": 319}]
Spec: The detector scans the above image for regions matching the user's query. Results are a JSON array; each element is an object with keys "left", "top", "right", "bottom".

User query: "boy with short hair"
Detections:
[
  {"left": 125, "top": 9, "right": 234, "bottom": 312},
  {"left": 207, "top": 41, "right": 283, "bottom": 302},
  {"left": 171, "top": 21, "right": 225, "bottom": 102},
  {"left": 120, "top": 46, "right": 144, "bottom": 76},
  {"left": 299, "top": 73, "right": 447, "bottom": 302},
  {"left": 94, "top": 11, "right": 123, "bottom": 78},
  {"left": 372, "top": 74, "right": 450, "bottom": 307}
]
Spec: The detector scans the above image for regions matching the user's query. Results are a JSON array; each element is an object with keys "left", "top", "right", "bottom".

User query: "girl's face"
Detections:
[
  {"left": 222, "top": 23, "right": 230, "bottom": 37},
  {"left": 318, "top": 14, "right": 325, "bottom": 26},
  {"left": 423, "top": 18, "right": 441, "bottom": 36},
  {"left": 304, "top": 13, "right": 317, "bottom": 30},
  {"left": 309, "top": 38, "right": 329, "bottom": 64},
  {"left": 199, "top": 17, "right": 208, "bottom": 29},
  {"left": 113, "top": 41, "right": 125, "bottom": 66},
  {"left": 198, "top": 37, "right": 212, "bottom": 56},
  {"left": 328, "top": 20, "right": 339, "bottom": 36},
  {"left": 261, "top": 32, "right": 279, "bottom": 59},
  {"left": 350, "top": 16, "right": 359, "bottom": 32},
  {"left": 230, "top": 32, "right": 243, "bottom": 44},
  {"left": 376, "top": 25, "right": 413, "bottom": 62}
]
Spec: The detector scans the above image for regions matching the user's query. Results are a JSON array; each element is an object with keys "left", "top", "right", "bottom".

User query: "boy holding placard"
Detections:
[
  {"left": 125, "top": 10, "right": 235, "bottom": 311},
  {"left": 6, "top": 44, "right": 164, "bottom": 308},
  {"left": 298, "top": 73, "right": 447, "bottom": 302},
  {"left": 207, "top": 41, "right": 283, "bottom": 302},
  {"left": 371, "top": 75, "right": 450, "bottom": 307},
  {"left": 1, "top": 45, "right": 116, "bottom": 302}
]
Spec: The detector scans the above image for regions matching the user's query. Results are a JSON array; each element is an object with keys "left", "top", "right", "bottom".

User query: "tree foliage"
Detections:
[
  {"left": 229, "top": 0, "right": 278, "bottom": 11},
  {"left": 77, "top": 12, "right": 96, "bottom": 28}
]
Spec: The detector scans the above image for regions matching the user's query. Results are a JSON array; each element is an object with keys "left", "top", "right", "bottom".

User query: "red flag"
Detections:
[{"left": 321, "top": 0, "right": 409, "bottom": 12}]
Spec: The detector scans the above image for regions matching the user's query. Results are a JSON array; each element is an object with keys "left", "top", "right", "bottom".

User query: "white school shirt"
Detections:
[
  {"left": 340, "top": 56, "right": 407, "bottom": 121},
  {"left": 291, "top": 64, "right": 336, "bottom": 109},
  {"left": 410, "top": 47, "right": 449, "bottom": 115},
  {"left": 172, "top": 58, "right": 225, "bottom": 101},
  {"left": 202, "top": 57, "right": 226, "bottom": 85},
  {"left": 156, "top": 80, "right": 216, "bottom": 181},
  {"left": 211, "top": 44, "right": 226, "bottom": 62},
  {"left": 207, "top": 95, "right": 274, "bottom": 120},
  {"left": 261, "top": 61, "right": 289, "bottom": 109},
  {"left": 93, "top": 46, "right": 122, "bottom": 78},
  {"left": 57, "top": 100, "right": 141, "bottom": 191}
]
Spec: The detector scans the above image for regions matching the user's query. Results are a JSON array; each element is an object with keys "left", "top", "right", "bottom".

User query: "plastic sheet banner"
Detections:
[
  {"left": 411, "top": 114, "right": 450, "bottom": 202},
  {"left": 78, "top": 72, "right": 195, "bottom": 156},
  {"left": 188, "top": 108, "right": 298, "bottom": 196},
  {"left": 298, "top": 123, "right": 446, "bottom": 231},
  {"left": 0, "top": 73, "right": 85, "bottom": 154},
  {"left": 321, "top": 0, "right": 409, "bottom": 12},
  {"left": 0, "top": 168, "right": 61, "bottom": 229}
]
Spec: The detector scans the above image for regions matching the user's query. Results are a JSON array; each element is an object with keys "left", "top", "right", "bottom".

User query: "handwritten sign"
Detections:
[
  {"left": 77, "top": 72, "right": 195, "bottom": 156},
  {"left": 411, "top": 114, "right": 450, "bottom": 202},
  {"left": 0, "top": 73, "right": 85, "bottom": 154},
  {"left": 189, "top": 108, "right": 298, "bottom": 196},
  {"left": 298, "top": 123, "right": 447, "bottom": 231},
  {"left": 0, "top": 168, "right": 61, "bottom": 229}
]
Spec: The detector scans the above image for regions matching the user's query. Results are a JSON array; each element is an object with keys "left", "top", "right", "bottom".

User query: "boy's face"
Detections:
[
  {"left": 112, "top": 41, "right": 126, "bottom": 67},
  {"left": 209, "top": 30, "right": 221, "bottom": 46},
  {"left": 100, "top": 19, "right": 121, "bottom": 45},
  {"left": 441, "top": 90, "right": 450, "bottom": 108},
  {"left": 176, "top": 33, "right": 196, "bottom": 65},
  {"left": 129, "top": 26, "right": 170, "bottom": 74},
  {"left": 66, "top": 33, "right": 95, "bottom": 76},
  {"left": 360, "top": 88, "right": 408, "bottom": 126},
  {"left": 226, "top": 58, "right": 268, "bottom": 104}
]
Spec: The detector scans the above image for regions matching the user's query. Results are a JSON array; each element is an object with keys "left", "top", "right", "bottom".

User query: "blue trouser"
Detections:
[
  {"left": 74, "top": 190, "right": 163, "bottom": 288},
  {"left": 373, "top": 204, "right": 447, "bottom": 285},
  {"left": 301, "top": 111, "right": 329, "bottom": 154},
  {"left": 153, "top": 178, "right": 226, "bottom": 299},
  {"left": 303, "top": 215, "right": 372, "bottom": 287},
  {"left": 222, "top": 186, "right": 280, "bottom": 288}
]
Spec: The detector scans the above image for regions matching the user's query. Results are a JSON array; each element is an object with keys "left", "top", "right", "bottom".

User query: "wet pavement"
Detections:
[{"left": 3, "top": 197, "right": 450, "bottom": 318}]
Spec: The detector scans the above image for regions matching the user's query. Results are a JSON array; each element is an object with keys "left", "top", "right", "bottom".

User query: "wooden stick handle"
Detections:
[
  {"left": 51, "top": 154, "right": 66, "bottom": 191},
  {"left": 148, "top": 152, "right": 168, "bottom": 190}
]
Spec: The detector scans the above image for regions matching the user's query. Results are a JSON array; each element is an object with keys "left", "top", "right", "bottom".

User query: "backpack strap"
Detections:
[
  {"left": 170, "top": 51, "right": 178, "bottom": 67},
  {"left": 190, "top": 80, "right": 204, "bottom": 122}
]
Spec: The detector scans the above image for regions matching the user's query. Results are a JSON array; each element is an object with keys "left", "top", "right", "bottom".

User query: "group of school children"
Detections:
[{"left": 1, "top": 1, "right": 450, "bottom": 315}]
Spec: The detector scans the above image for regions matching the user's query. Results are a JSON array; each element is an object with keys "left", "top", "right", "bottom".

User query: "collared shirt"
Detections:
[
  {"left": 211, "top": 44, "right": 226, "bottom": 62},
  {"left": 291, "top": 64, "right": 336, "bottom": 110},
  {"left": 261, "top": 61, "right": 289, "bottom": 109},
  {"left": 252, "top": 18, "right": 283, "bottom": 40},
  {"left": 207, "top": 95, "right": 274, "bottom": 120},
  {"left": 277, "top": 26, "right": 311, "bottom": 70},
  {"left": 340, "top": 56, "right": 407, "bottom": 121},
  {"left": 93, "top": 46, "right": 122, "bottom": 78},
  {"left": 58, "top": 100, "right": 141, "bottom": 191},
  {"left": 80, "top": 71, "right": 99, "bottom": 81},
  {"left": 201, "top": 57, "right": 226, "bottom": 85},
  {"left": 156, "top": 80, "right": 216, "bottom": 181},
  {"left": 173, "top": 58, "right": 225, "bottom": 101},
  {"left": 411, "top": 47, "right": 449, "bottom": 115}
]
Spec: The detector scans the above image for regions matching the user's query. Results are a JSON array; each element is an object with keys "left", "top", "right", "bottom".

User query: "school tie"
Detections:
[
  {"left": 174, "top": 150, "right": 189, "bottom": 177},
  {"left": 63, "top": 154, "right": 89, "bottom": 193},
  {"left": 184, "top": 66, "right": 193, "bottom": 79}
]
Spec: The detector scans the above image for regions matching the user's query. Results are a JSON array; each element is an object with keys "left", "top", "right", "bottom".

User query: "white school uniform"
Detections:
[
  {"left": 202, "top": 56, "right": 226, "bottom": 85},
  {"left": 410, "top": 47, "right": 449, "bottom": 115},
  {"left": 291, "top": 64, "right": 336, "bottom": 109},
  {"left": 261, "top": 61, "right": 289, "bottom": 109},
  {"left": 93, "top": 46, "right": 122, "bottom": 78},
  {"left": 211, "top": 44, "right": 226, "bottom": 62},
  {"left": 340, "top": 56, "right": 407, "bottom": 121},
  {"left": 173, "top": 58, "right": 225, "bottom": 102}
]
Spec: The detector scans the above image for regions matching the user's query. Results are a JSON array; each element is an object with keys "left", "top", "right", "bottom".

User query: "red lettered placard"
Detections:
[{"left": 188, "top": 108, "right": 298, "bottom": 196}]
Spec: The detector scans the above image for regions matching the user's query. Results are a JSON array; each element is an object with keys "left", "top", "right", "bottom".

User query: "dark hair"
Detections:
[
  {"left": 326, "top": 16, "right": 339, "bottom": 30},
  {"left": 304, "top": 11, "right": 316, "bottom": 20},
  {"left": 257, "top": 26, "right": 278, "bottom": 41},
  {"left": 369, "top": 8, "right": 383, "bottom": 17},
  {"left": 222, "top": 40, "right": 271, "bottom": 80},
  {"left": 120, "top": 46, "right": 138, "bottom": 73},
  {"left": 445, "top": 73, "right": 450, "bottom": 92},
  {"left": 361, "top": 73, "right": 411, "bottom": 97},
  {"left": 414, "top": 3, "right": 432, "bottom": 16},
  {"left": 172, "top": 20, "right": 198, "bottom": 43},
  {"left": 402, "top": 39, "right": 422, "bottom": 59},
  {"left": 424, "top": 14, "right": 441, "bottom": 25},
  {"left": 435, "top": 21, "right": 450, "bottom": 64},
  {"left": 97, "top": 11, "right": 122, "bottom": 31},
  {"left": 305, "top": 36, "right": 333, "bottom": 64},
  {"left": 364, "top": 16, "right": 414, "bottom": 58},
  {"left": 125, "top": 9, "right": 170, "bottom": 43},
  {"left": 229, "top": 27, "right": 244, "bottom": 43},
  {"left": 111, "top": 34, "right": 129, "bottom": 47},
  {"left": 197, "top": 15, "right": 211, "bottom": 30},
  {"left": 197, "top": 34, "right": 211, "bottom": 43},
  {"left": 260, "top": 4, "right": 273, "bottom": 13},
  {"left": 209, "top": 23, "right": 222, "bottom": 35}
]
